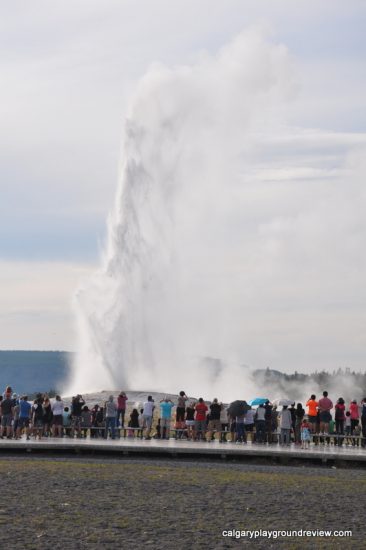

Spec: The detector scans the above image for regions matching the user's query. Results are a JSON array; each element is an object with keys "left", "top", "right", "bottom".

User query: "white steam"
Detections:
[{"left": 67, "top": 28, "right": 366, "bottom": 403}]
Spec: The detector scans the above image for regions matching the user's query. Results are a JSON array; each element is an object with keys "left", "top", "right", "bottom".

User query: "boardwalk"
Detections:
[{"left": 0, "top": 436, "right": 365, "bottom": 464}]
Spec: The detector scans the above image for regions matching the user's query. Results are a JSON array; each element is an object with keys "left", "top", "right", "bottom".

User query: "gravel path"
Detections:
[{"left": 1, "top": 456, "right": 364, "bottom": 549}]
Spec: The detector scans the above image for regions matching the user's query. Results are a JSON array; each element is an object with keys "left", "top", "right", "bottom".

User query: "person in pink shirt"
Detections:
[
  {"left": 318, "top": 391, "right": 333, "bottom": 434},
  {"left": 349, "top": 400, "right": 360, "bottom": 435}
]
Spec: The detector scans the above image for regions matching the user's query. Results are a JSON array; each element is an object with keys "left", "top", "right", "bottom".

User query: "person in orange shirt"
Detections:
[{"left": 306, "top": 394, "right": 318, "bottom": 433}]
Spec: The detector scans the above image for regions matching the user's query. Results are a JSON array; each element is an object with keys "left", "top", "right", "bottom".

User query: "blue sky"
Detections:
[{"left": 1, "top": 0, "right": 366, "bottom": 356}]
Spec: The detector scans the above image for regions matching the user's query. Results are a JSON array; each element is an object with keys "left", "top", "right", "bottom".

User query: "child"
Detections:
[
  {"left": 185, "top": 402, "right": 195, "bottom": 440},
  {"left": 153, "top": 418, "right": 161, "bottom": 439},
  {"left": 301, "top": 418, "right": 311, "bottom": 449},
  {"left": 63, "top": 406, "right": 71, "bottom": 437},
  {"left": 345, "top": 411, "right": 352, "bottom": 445},
  {"left": 353, "top": 424, "right": 361, "bottom": 447},
  {"left": 128, "top": 408, "right": 140, "bottom": 437}
]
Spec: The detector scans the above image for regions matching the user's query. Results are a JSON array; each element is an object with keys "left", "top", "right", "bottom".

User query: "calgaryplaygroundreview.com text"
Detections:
[{"left": 221, "top": 529, "right": 353, "bottom": 540}]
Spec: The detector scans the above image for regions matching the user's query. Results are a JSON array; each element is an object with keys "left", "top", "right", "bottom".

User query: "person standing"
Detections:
[
  {"left": 12, "top": 395, "right": 20, "bottom": 439},
  {"left": 194, "top": 398, "right": 208, "bottom": 441},
  {"left": 306, "top": 395, "right": 318, "bottom": 433},
  {"left": 235, "top": 414, "right": 247, "bottom": 444},
  {"left": 176, "top": 391, "right": 188, "bottom": 429},
  {"left": 16, "top": 396, "right": 32, "bottom": 440},
  {"left": 318, "top": 391, "right": 333, "bottom": 435},
  {"left": 32, "top": 395, "right": 44, "bottom": 440},
  {"left": 254, "top": 404, "right": 266, "bottom": 443},
  {"left": 117, "top": 392, "right": 128, "bottom": 428},
  {"left": 0, "top": 393, "right": 14, "bottom": 439},
  {"left": 128, "top": 408, "right": 140, "bottom": 437},
  {"left": 206, "top": 398, "right": 222, "bottom": 442},
  {"left": 51, "top": 395, "right": 64, "bottom": 438},
  {"left": 279, "top": 406, "right": 292, "bottom": 446},
  {"left": 71, "top": 395, "right": 85, "bottom": 438},
  {"left": 159, "top": 397, "right": 174, "bottom": 439},
  {"left": 142, "top": 396, "right": 155, "bottom": 440},
  {"left": 185, "top": 402, "right": 196, "bottom": 440},
  {"left": 334, "top": 398, "right": 346, "bottom": 445},
  {"left": 264, "top": 401, "right": 273, "bottom": 443},
  {"left": 349, "top": 400, "right": 360, "bottom": 435},
  {"left": 43, "top": 395, "right": 53, "bottom": 437},
  {"left": 63, "top": 407, "right": 72, "bottom": 437},
  {"left": 289, "top": 403, "right": 296, "bottom": 442},
  {"left": 244, "top": 408, "right": 255, "bottom": 442},
  {"left": 220, "top": 404, "right": 229, "bottom": 442},
  {"left": 300, "top": 418, "right": 311, "bottom": 449},
  {"left": 294, "top": 403, "right": 305, "bottom": 445},
  {"left": 104, "top": 395, "right": 117, "bottom": 439}
]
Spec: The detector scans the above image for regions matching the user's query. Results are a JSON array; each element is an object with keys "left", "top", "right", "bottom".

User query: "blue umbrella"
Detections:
[{"left": 248, "top": 397, "right": 268, "bottom": 407}]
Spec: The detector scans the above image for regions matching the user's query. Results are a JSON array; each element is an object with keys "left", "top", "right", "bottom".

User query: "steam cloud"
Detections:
[{"left": 67, "top": 28, "right": 366, "bottom": 403}]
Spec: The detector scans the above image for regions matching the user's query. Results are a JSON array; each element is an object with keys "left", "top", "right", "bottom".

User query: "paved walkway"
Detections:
[{"left": 0, "top": 437, "right": 365, "bottom": 463}]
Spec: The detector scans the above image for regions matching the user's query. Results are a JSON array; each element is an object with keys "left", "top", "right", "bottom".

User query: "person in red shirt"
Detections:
[
  {"left": 334, "top": 397, "right": 346, "bottom": 444},
  {"left": 349, "top": 400, "right": 360, "bottom": 435},
  {"left": 194, "top": 398, "right": 208, "bottom": 441},
  {"left": 117, "top": 392, "right": 128, "bottom": 428}
]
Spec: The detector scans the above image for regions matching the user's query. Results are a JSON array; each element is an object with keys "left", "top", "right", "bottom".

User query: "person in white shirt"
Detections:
[
  {"left": 142, "top": 396, "right": 155, "bottom": 440},
  {"left": 51, "top": 395, "right": 64, "bottom": 438},
  {"left": 279, "top": 406, "right": 292, "bottom": 446},
  {"left": 255, "top": 404, "right": 266, "bottom": 443}
]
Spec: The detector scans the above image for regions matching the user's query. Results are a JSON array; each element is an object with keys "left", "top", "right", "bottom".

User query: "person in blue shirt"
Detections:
[
  {"left": 159, "top": 397, "right": 174, "bottom": 439},
  {"left": 16, "top": 396, "right": 32, "bottom": 440}
]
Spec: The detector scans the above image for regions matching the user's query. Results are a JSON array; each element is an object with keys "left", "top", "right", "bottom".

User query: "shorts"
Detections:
[
  {"left": 208, "top": 419, "right": 221, "bottom": 432},
  {"left": 1, "top": 414, "right": 12, "bottom": 427},
  {"left": 53, "top": 415, "right": 63, "bottom": 426},
  {"left": 308, "top": 415, "right": 318, "bottom": 424},
  {"left": 161, "top": 418, "right": 171, "bottom": 428},
  {"left": 244, "top": 423, "right": 254, "bottom": 432},
  {"left": 195, "top": 420, "right": 206, "bottom": 433},
  {"left": 319, "top": 411, "right": 331, "bottom": 423},
  {"left": 185, "top": 420, "right": 195, "bottom": 426},
  {"left": 143, "top": 415, "right": 152, "bottom": 429},
  {"left": 18, "top": 417, "right": 30, "bottom": 429}
]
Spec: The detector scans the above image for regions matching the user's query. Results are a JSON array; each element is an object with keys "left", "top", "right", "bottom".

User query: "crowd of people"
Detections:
[{"left": 1, "top": 386, "right": 366, "bottom": 449}]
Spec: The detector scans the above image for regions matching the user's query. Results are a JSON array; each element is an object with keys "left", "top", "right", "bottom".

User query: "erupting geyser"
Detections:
[
  {"left": 67, "top": 28, "right": 293, "bottom": 398},
  {"left": 67, "top": 28, "right": 366, "bottom": 400}
]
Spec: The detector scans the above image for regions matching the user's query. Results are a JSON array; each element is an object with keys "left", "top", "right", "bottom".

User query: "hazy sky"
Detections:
[{"left": 1, "top": 1, "right": 366, "bottom": 365}]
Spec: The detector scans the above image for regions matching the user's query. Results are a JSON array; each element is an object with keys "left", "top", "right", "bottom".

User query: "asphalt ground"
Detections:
[{"left": 1, "top": 456, "right": 364, "bottom": 549}]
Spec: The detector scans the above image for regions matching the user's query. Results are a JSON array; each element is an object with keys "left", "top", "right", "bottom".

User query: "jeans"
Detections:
[
  {"left": 236, "top": 423, "right": 246, "bottom": 442},
  {"left": 281, "top": 429, "right": 291, "bottom": 445},
  {"left": 255, "top": 420, "right": 266, "bottom": 443},
  {"left": 335, "top": 419, "right": 344, "bottom": 434},
  {"left": 351, "top": 419, "right": 359, "bottom": 434},
  {"left": 105, "top": 417, "right": 116, "bottom": 439},
  {"left": 295, "top": 419, "right": 302, "bottom": 443},
  {"left": 335, "top": 419, "right": 344, "bottom": 445}
]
